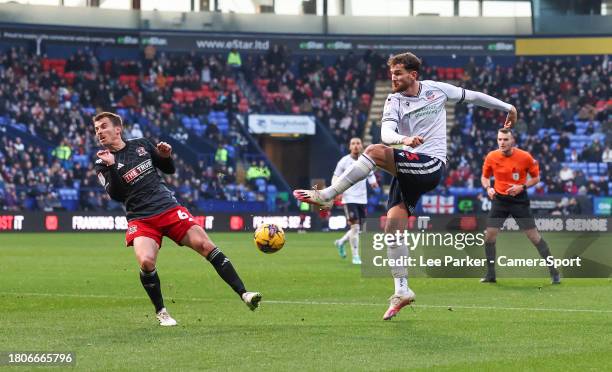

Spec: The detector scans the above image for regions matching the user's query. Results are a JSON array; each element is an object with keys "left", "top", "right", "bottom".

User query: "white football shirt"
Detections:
[
  {"left": 381, "top": 80, "right": 465, "bottom": 163},
  {"left": 333, "top": 154, "right": 377, "bottom": 205}
]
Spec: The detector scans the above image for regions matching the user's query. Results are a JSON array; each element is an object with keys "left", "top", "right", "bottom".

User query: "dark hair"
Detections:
[
  {"left": 94, "top": 112, "right": 123, "bottom": 128},
  {"left": 387, "top": 52, "right": 421, "bottom": 73},
  {"left": 498, "top": 128, "right": 514, "bottom": 137}
]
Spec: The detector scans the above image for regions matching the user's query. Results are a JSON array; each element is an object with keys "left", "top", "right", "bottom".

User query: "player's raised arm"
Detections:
[
  {"left": 436, "top": 81, "right": 518, "bottom": 128},
  {"left": 96, "top": 151, "right": 127, "bottom": 201},
  {"left": 150, "top": 140, "right": 176, "bottom": 174}
]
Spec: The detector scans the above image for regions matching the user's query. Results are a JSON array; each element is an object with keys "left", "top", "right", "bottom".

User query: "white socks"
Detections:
[
  {"left": 338, "top": 224, "right": 361, "bottom": 259},
  {"left": 394, "top": 278, "right": 409, "bottom": 295},
  {"left": 387, "top": 241, "right": 409, "bottom": 295},
  {"left": 320, "top": 154, "right": 376, "bottom": 200},
  {"left": 349, "top": 223, "right": 360, "bottom": 258},
  {"left": 338, "top": 229, "right": 351, "bottom": 246}
]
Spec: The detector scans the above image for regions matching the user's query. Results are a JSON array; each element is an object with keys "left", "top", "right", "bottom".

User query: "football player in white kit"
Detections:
[
  {"left": 333, "top": 137, "right": 379, "bottom": 264},
  {"left": 295, "top": 52, "right": 517, "bottom": 320}
]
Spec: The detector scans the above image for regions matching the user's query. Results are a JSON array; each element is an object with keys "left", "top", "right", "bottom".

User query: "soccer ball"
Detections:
[{"left": 254, "top": 223, "right": 285, "bottom": 253}]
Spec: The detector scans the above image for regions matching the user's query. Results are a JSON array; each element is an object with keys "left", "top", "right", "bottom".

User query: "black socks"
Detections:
[
  {"left": 484, "top": 242, "right": 497, "bottom": 277},
  {"left": 535, "top": 239, "right": 559, "bottom": 276},
  {"left": 207, "top": 247, "right": 247, "bottom": 297},
  {"left": 140, "top": 269, "right": 165, "bottom": 313}
]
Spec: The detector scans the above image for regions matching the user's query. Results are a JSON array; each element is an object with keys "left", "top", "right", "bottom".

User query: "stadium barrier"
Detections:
[
  {"left": 417, "top": 195, "right": 595, "bottom": 215},
  {"left": 0, "top": 212, "right": 609, "bottom": 233},
  {"left": 0, "top": 25, "right": 517, "bottom": 55}
]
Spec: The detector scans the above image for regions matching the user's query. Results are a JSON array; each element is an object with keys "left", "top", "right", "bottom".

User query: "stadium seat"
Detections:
[
  {"left": 59, "top": 188, "right": 79, "bottom": 211},
  {"left": 599, "top": 163, "right": 608, "bottom": 175}
]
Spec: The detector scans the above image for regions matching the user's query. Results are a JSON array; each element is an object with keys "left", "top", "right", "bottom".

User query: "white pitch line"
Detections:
[
  {"left": 1, "top": 292, "right": 611, "bottom": 314},
  {"left": 265, "top": 300, "right": 612, "bottom": 314}
]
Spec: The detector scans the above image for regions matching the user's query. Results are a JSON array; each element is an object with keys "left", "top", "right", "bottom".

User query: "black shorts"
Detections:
[
  {"left": 343, "top": 203, "right": 366, "bottom": 225},
  {"left": 387, "top": 150, "right": 445, "bottom": 215},
  {"left": 486, "top": 192, "right": 536, "bottom": 230}
]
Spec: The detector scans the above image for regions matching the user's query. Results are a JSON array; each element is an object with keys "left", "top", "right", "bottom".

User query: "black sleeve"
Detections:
[
  {"left": 146, "top": 139, "right": 175, "bottom": 174},
  {"left": 96, "top": 162, "right": 126, "bottom": 202}
]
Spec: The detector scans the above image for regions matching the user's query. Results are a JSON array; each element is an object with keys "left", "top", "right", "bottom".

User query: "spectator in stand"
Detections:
[
  {"left": 130, "top": 123, "right": 143, "bottom": 139},
  {"left": 215, "top": 143, "right": 228, "bottom": 167},
  {"left": 603, "top": 146, "right": 612, "bottom": 162},
  {"left": 246, "top": 161, "right": 259, "bottom": 187},
  {"left": 227, "top": 48, "right": 242, "bottom": 75},
  {"left": 559, "top": 165, "right": 575, "bottom": 182},
  {"left": 13, "top": 137, "right": 25, "bottom": 153},
  {"left": 205, "top": 121, "right": 220, "bottom": 142},
  {"left": 51, "top": 141, "right": 72, "bottom": 169},
  {"left": 258, "top": 160, "right": 271, "bottom": 182}
]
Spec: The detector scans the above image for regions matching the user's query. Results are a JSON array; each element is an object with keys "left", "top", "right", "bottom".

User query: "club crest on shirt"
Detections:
[
  {"left": 425, "top": 90, "right": 435, "bottom": 100},
  {"left": 512, "top": 172, "right": 520, "bottom": 181},
  {"left": 136, "top": 146, "right": 147, "bottom": 157}
]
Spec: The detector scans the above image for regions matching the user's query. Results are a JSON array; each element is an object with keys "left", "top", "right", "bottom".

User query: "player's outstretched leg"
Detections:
[
  {"left": 294, "top": 145, "right": 394, "bottom": 209},
  {"left": 382, "top": 204, "right": 415, "bottom": 320},
  {"left": 134, "top": 237, "right": 177, "bottom": 326},
  {"left": 181, "top": 225, "right": 262, "bottom": 310}
]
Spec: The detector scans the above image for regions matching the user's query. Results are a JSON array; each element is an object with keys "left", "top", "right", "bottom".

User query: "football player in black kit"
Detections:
[{"left": 93, "top": 112, "right": 261, "bottom": 326}]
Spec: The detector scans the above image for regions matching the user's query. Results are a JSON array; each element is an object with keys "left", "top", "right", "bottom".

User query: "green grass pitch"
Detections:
[{"left": 1, "top": 232, "right": 610, "bottom": 371}]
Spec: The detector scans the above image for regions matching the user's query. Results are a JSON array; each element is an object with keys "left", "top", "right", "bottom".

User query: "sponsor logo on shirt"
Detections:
[
  {"left": 122, "top": 159, "right": 153, "bottom": 183},
  {"left": 411, "top": 106, "right": 443, "bottom": 119},
  {"left": 136, "top": 146, "right": 147, "bottom": 157}
]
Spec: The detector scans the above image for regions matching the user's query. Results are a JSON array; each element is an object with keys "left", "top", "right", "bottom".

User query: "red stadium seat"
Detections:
[
  {"left": 455, "top": 67, "right": 464, "bottom": 79},
  {"left": 445, "top": 67, "right": 455, "bottom": 80},
  {"left": 64, "top": 72, "right": 75, "bottom": 85}
]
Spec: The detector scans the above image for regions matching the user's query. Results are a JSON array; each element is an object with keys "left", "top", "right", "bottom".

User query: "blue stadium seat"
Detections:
[
  {"left": 11, "top": 122, "right": 27, "bottom": 132},
  {"left": 255, "top": 178, "right": 267, "bottom": 192},
  {"left": 225, "top": 144, "right": 236, "bottom": 159},
  {"left": 24, "top": 197, "right": 36, "bottom": 210},
  {"left": 599, "top": 163, "right": 608, "bottom": 175},
  {"left": 72, "top": 154, "right": 89, "bottom": 167},
  {"left": 116, "top": 108, "right": 129, "bottom": 120},
  {"left": 181, "top": 116, "right": 192, "bottom": 129},
  {"left": 58, "top": 188, "right": 79, "bottom": 211},
  {"left": 82, "top": 107, "right": 96, "bottom": 115}
]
